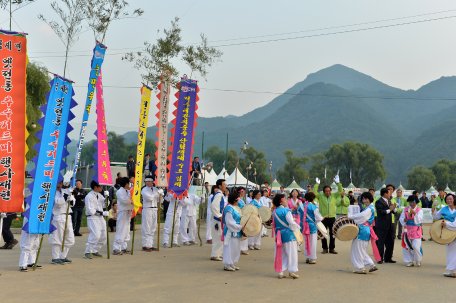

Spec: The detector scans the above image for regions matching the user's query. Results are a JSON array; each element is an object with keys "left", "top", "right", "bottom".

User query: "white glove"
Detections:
[
  {"left": 104, "top": 191, "right": 109, "bottom": 197},
  {"left": 103, "top": 211, "right": 109, "bottom": 217},
  {"left": 201, "top": 194, "right": 205, "bottom": 200},
  {"left": 334, "top": 175, "right": 340, "bottom": 184},
  {"left": 69, "top": 187, "right": 74, "bottom": 193},
  {"left": 0, "top": 213, "right": 6, "bottom": 218},
  {"left": 316, "top": 177, "right": 320, "bottom": 184},
  {"left": 158, "top": 189, "right": 164, "bottom": 195}
]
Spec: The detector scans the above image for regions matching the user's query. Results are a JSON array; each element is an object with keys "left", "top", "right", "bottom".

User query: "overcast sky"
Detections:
[{"left": 4, "top": 0, "right": 456, "bottom": 133}]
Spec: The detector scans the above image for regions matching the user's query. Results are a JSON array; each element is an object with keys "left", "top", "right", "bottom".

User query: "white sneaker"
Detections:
[
  {"left": 289, "top": 272, "right": 299, "bottom": 279},
  {"left": 224, "top": 265, "right": 235, "bottom": 271},
  {"left": 231, "top": 265, "right": 240, "bottom": 270},
  {"left": 248, "top": 245, "right": 254, "bottom": 250},
  {"left": 353, "top": 268, "right": 366, "bottom": 274},
  {"left": 416, "top": 262, "right": 421, "bottom": 267},
  {"left": 253, "top": 245, "right": 260, "bottom": 250},
  {"left": 406, "top": 262, "right": 414, "bottom": 267},
  {"left": 183, "top": 242, "right": 191, "bottom": 246},
  {"left": 297, "top": 247, "right": 301, "bottom": 252},
  {"left": 309, "top": 259, "right": 316, "bottom": 264}
]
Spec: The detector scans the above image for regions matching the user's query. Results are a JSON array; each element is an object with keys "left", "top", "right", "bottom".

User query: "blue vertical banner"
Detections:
[
  {"left": 23, "top": 75, "right": 76, "bottom": 234},
  {"left": 168, "top": 78, "right": 199, "bottom": 198},
  {"left": 72, "top": 41, "right": 106, "bottom": 186}
]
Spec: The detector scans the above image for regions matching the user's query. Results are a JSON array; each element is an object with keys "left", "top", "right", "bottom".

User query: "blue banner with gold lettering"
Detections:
[
  {"left": 71, "top": 41, "right": 106, "bottom": 187},
  {"left": 23, "top": 75, "right": 76, "bottom": 234},
  {"left": 168, "top": 78, "right": 199, "bottom": 198}
]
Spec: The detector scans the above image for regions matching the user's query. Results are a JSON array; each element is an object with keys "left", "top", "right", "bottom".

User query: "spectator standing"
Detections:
[
  {"left": 143, "top": 154, "right": 151, "bottom": 176},
  {"left": 335, "top": 190, "right": 350, "bottom": 219},
  {"left": 115, "top": 172, "right": 122, "bottom": 189},
  {"left": 392, "top": 189, "right": 407, "bottom": 240},
  {"left": 420, "top": 193, "right": 431, "bottom": 208},
  {"left": 71, "top": 179, "right": 86, "bottom": 236},
  {"left": 0, "top": 212, "right": 18, "bottom": 249},
  {"left": 108, "top": 203, "right": 118, "bottom": 232},
  {"left": 126, "top": 155, "right": 136, "bottom": 178},
  {"left": 191, "top": 157, "right": 201, "bottom": 185},
  {"left": 348, "top": 191, "right": 356, "bottom": 205}
]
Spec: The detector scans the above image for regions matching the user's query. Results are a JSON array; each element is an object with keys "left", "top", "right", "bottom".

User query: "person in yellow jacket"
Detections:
[
  {"left": 392, "top": 189, "right": 408, "bottom": 240},
  {"left": 335, "top": 190, "right": 350, "bottom": 220},
  {"left": 434, "top": 188, "right": 448, "bottom": 210},
  {"left": 312, "top": 175, "right": 343, "bottom": 254}
]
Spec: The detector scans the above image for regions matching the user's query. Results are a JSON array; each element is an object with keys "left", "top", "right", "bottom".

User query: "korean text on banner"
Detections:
[
  {"left": 132, "top": 85, "right": 152, "bottom": 216},
  {"left": 93, "top": 69, "right": 113, "bottom": 186},
  {"left": 72, "top": 41, "right": 106, "bottom": 186},
  {"left": 155, "top": 75, "right": 171, "bottom": 187},
  {"left": 168, "top": 79, "right": 199, "bottom": 198},
  {"left": 0, "top": 30, "right": 27, "bottom": 212},
  {"left": 24, "top": 76, "right": 76, "bottom": 234}
]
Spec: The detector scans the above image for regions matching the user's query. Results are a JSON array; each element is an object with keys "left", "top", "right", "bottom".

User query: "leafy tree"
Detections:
[
  {"left": 428, "top": 158, "right": 456, "bottom": 190},
  {"left": 0, "top": 0, "right": 36, "bottom": 31},
  {"left": 239, "top": 146, "right": 268, "bottom": 185},
  {"left": 26, "top": 62, "right": 51, "bottom": 161},
  {"left": 84, "top": 0, "right": 143, "bottom": 42},
  {"left": 277, "top": 150, "right": 309, "bottom": 187},
  {"left": 406, "top": 166, "right": 436, "bottom": 192},
  {"left": 323, "top": 142, "right": 386, "bottom": 188},
  {"left": 308, "top": 154, "right": 334, "bottom": 187},
  {"left": 38, "top": 0, "right": 86, "bottom": 77},
  {"left": 182, "top": 34, "right": 223, "bottom": 80}
]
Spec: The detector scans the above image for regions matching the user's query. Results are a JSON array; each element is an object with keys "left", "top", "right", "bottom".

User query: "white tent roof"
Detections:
[
  {"left": 209, "top": 168, "right": 218, "bottom": 178},
  {"left": 201, "top": 169, "right": 217, "bottom": 185},
  {"left": 225, "top": 168, "right": 258, "bottom": 187},
  {"left": 216, "top": 168, "right": 229, "bottom": 180},
  {"left": 285, "top": 180, "right": 304, "bottom": 191}
]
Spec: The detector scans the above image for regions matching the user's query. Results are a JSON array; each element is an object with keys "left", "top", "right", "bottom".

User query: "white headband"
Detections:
[{"left": 145, "top": 177, "right": 154, "bottom": 182}]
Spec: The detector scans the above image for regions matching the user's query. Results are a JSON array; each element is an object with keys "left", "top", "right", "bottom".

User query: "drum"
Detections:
[
  {"left": 258, "top": 206, "right": 272, "bottom": 223},
  {"left": 294, "top": 230, "right": 303, "bottom": 244},
  {"left": 240, "top": 213, "right": 262, "bottom": 237},
  {"left": 430, "top": 219, "right": 456, "bottom": 245},
  {"left": 316, "top": 222, "right": 328, "bottom": 239},
  {"left": 242, "top": 204, "right": 259, "bottom": 216},
  {"left": 233, "top": 205, "right": 242, "bottom": 215},
  {"left": 332, "top": 217, "right": 359, "bottom": 241}
]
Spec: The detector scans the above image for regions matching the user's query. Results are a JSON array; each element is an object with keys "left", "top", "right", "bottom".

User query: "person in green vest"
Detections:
[
  {"left": 434, "top": 188, "right": 448, "bottom": 210},
  {"left": 312, "top": 175, "right": 343, "bottom": 254},
  {"left": 392, "top": 189, "right": 408, "bottom": 240},
  {"left": 335, "top": 190, "right": 350, "bottom": 220}
]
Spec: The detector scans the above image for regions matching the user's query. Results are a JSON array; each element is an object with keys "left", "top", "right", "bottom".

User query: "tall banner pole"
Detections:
[
  {"left": 71, "top": 41, "right": 106, "bottom": 187},
  {"left": 156, "top": 193, "right": 162, "bottom": 251},
  {"left": 0, "top": 30, "right": 28, "bottom": 214}
]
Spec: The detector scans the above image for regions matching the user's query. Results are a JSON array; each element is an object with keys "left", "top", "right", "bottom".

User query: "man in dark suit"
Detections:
[{"left": 375, "top": 187, "right": 397, "bottom": 264}]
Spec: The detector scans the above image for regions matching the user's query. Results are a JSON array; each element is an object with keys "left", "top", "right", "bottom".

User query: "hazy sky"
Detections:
[{"left": 4, "top": 0, "right": 456, "bottom": 133}]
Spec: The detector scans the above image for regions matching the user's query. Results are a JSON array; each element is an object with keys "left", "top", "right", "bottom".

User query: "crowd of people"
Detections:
[{"left": 1, "top": 163, "right": 456, "bottom": 279}]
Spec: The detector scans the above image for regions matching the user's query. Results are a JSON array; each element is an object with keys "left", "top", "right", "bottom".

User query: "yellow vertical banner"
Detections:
[{"left": 132, "top": 84, "right": 152, "bottom": 216}]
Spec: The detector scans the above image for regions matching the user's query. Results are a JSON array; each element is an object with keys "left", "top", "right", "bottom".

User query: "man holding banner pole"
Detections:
[{"left": 141, "top": 176, "right": 163, "bottom": 251}]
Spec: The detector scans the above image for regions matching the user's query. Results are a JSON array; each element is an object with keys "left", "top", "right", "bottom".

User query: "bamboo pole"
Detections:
[
  {"left": 105, "top": 186, "right": 110, "bottom": 259},
  {"left": 131, "top": 214, "right": 136, "bottom": 255},
  {"left": 33, "top": 234, "right": 44, "bottom": 271},
  {"left": 61, "top": 193, "right": 72, "bottom": 252},
  {"left": 156, "top": 192, "right": 162, "bottom": 251},
  {"left": 170, "top": 197, "right": 178, "bottom": 248}
]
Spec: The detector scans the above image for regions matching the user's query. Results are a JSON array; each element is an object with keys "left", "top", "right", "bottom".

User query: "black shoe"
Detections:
[
  {"left": 385, "top": 260, "right": 396, "bottom": 263},
  {"left": 74, "top": 232, "right": 82, "bottom": 237},
  {"left": 397, "top": 235, "right": 401, "bottom": 240},
  {"left": 422, "top": 238, "right": 426, "bottom": 241},
  {"left": 6, "top": 239, "right": 18, "bottom": 249},
  {"left": 0, "top": 242, "right": 8, "bottom": 249},
  {"left": 110, "top": 229, "right": 114, "bottom": 232},
  {"left": 27, "top": 264, "right": 42, "bottom": 269},
  {"left": 377, "top": 261, "right": 383, "bottom": 264}
]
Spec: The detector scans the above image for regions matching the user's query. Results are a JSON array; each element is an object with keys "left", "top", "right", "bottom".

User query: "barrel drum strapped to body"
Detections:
[
  {"left": 332, "top": 217, "right": 359, "bottom": 241},
  {"left": 429, "top": 219, "right": 456, "bottom": 245}
]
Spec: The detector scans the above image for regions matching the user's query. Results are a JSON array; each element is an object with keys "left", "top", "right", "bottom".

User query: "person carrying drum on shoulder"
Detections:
[
  {"left": 248, "top": 189, "right": 263, "bottom": 250},
  {"left": 298, "top": 192, "right": 324, "bottom": 264},
  {"left": 272, "top": 193, "right": 300, "bottom": 279},
  {"left": 347, "top": 192, "right": 380, "bottom": 274},
  {"left": 236, "top": 187, "right": 249, "bottom": 255},
  {"left": 431, "top": 193, "right": 456, "bottom": 277},
  {"left": 312, "top": 174, "right": 343, "bottom": 254},
  {"left": 399, "top": 196, "right": 423, "bottom": 267},
  {"left": 222, "top": 192, "right": 246, "bottom": 271}
]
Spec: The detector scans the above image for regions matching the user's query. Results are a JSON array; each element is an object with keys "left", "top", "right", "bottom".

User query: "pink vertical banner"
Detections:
[{"left": 95, "top": 70, "right": 113, "bottom": 185}]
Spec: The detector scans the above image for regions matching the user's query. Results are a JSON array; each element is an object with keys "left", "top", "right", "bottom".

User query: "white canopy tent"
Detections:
[
  {"left": 225, "top": 168, "right": 258, "bottom": 188},
  {"left": 201, "top": 169, "right": 217, "bottom": 185},
  {"left": 216, "top": 168, "right": 228, "bottom": 180},
  {"left": 209, "top": 168, "right": 218, "bottom": 179}
]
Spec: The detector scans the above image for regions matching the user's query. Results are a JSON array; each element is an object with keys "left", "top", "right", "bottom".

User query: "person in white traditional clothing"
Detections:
[
  {"left": 206, "top": 185, "right": 217, "bottom": 244},
  {"left": 181, "top": 193, "right": 203, "bottom": 245},
  {"left": 298, "top": 192, "right": 324, "bottom": 264},
  {"left": 84, "top": 181, "right": 110, "bottom": 259},
  {"left": 432, "top": 193, "right": 456, "bottom": 277},
  {"left": 260, "top": 190, "right": 271, "bottom": 237},
  {"left": 246, "top": 190, "right": 253, "bottom": 204},
  {"left": 222, "top": 192, "right": 246, "bottom": 271},
  {"left": 49, "top": 181, "right": 75, "bottom": 265},
  {"left": 113, "top": 177, "right": 133, "bottom": 255},
  {"left": 236, "top": 187, "right": 249, "bottom": 255},
  {"left": 210, "top": 179, "right": 227, "bottom": 261},
  {"left": 18, "top": 203, "right": 42, "bottom": 272},
  {"left": 162, "top": 193, "right": 187, "bottom": 248},
  {"left": 400, "top": 196, "right": 423, "bottom": 267},
  {"left": 348, "top": 192, "right": 380, "bottom": 274},
  {"left": 141, "top": 176, "right": 163, "bottom": 252},
  {"left": 272, "top": 193, "right": 300, "bottom": 279},
  {"left": 248, "top": 190, "right": 263, "bottom": 250}
]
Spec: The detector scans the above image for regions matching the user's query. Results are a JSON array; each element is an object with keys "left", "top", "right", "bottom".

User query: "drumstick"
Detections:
[{"left": 440, "top": 222, "right": 444, "bottom": 238}]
